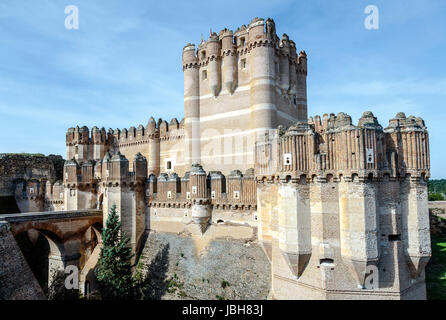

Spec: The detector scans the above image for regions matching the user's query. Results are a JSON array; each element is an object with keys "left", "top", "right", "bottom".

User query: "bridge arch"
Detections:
[
  {"left": 14, "top": 228, "right": 65, "bottom": 294},
  {"left": 2, "top": 210, "right": 103, "bottom": 297}
]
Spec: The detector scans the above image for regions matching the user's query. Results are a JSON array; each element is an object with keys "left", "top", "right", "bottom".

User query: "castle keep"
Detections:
[
  {"left": 66, "top": 18, "right": 307, "bottom": 176},
  {"left": 46, "top": 17, "right": 431, "bottom": 299}
]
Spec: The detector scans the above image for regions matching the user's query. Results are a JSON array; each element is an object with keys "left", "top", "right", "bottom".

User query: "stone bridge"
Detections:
[{"left": 0, "top": 210, "right": 102, "bottom": 297}]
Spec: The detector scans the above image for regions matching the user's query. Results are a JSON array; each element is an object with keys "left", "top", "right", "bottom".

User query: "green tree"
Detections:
[
  {"left": 429, "top": 192, "right": 445, "bottom": 201},
  {"left": 95, "top": 204, "right": 134, "bottom": 300}
]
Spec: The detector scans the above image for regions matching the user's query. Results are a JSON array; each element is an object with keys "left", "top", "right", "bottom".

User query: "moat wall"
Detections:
[
  {"left": 429, "top": 201, "right": 446, "bottom": 235},
  {"left": 136, "top": 229, "right": 271, "bottom": 300},
  {"left": 0, "top": 154, "right": 64, "bottom": 213},
  {"left": 0, "top": 222, "right": 45, "bottom": 300}
]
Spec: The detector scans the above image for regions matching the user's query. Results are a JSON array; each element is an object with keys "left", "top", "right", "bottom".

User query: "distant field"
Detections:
[{"left": 426, "top": 235, "right": 446, "bottom": 300}]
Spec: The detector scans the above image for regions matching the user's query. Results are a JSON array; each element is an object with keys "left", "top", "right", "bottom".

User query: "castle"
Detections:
[{"left": 45, "top": 17, "right": 430, "bottom": 299}]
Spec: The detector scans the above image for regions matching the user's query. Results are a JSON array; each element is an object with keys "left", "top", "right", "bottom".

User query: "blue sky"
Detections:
[{"left": 0, "top": 0, "right": 445, "bottom": 177}]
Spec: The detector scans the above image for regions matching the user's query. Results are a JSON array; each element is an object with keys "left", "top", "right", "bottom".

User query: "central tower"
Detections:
[{"left": 182, "top": 17, "right": 308, "bottom": 174}]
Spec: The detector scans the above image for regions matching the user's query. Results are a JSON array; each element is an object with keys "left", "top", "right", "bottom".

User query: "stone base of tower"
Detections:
[
  {"left": 269, "top": 238, "right": 428, "bottom": 300},
  {"left": 270, "top": 279, "right": 427, "bottom": 300}
]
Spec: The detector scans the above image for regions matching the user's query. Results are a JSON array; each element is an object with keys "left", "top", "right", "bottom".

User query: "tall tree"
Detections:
[{"left": 95, "top": 204, "right": 134, "bottom": 299}]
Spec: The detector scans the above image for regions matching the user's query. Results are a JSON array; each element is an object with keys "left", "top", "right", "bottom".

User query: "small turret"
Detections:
[
  {"left": 221, "top": 29, "right": 237, "bottom": 95},
  {"left": 297, "top": 50, "right": 307, "bottom": 75},
  {"left": 288, "top": 40, "right": 298, "bottom": 96},
  {"left": 146, "top": 117, "right": 160, "bottom": 177},
  {"left": 279, "top": 34, "right": 291, "bottom": 92},
  {"left": 190, "top": 164, "right": 211, "bottom": 233},
  {"left": 74, "top": 126, "right": 90, "bottom": 161},
  {"left": 248, "top": 17, "right": 265, "bottom": 40},
  {"left": 182, "top": 43, "right": 198, "bottom": 66},
  {"left": 92, "top": 126, "right": 106, "bottom": 160},
  {"left": 64, "top": 159, "right": 80, "bottom": 185},
  {"left": 133, "top": 153, "right": 148, "bottom": 182},
  {"left": 110, "top": 152, "right": 129, "bottom": 183},
  {"left": 66, "top": 128, "right": 76, "bottom": 160},
  {"left": 183, "top": 42, "right": 201, "bottom": 166},
  {"left": 358, "top": 111, "right": 382, "bottom": 129},
  {"left": 207, "top": 33, "right": 222, "bottom": 97}
]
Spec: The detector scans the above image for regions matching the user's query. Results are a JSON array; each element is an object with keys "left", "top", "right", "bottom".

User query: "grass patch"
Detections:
[
  {"left": 426, "top": 235, "right": 446, "bottom": 300},
  {"left": 221, "top": 280, "right": 230, "bottom": 289}
]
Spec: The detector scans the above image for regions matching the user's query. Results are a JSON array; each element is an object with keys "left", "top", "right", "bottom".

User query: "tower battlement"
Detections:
[
  {"left": 256, "top": 111, "right": 429, "bottom": 181},
  {"left": 182, "top": 18, "right": 308, "bottom": 173}
]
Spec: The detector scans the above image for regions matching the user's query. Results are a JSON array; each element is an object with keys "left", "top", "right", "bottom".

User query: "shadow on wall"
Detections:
[
  {"left": 0, "top": 196, "right": 20, "bottom": 214},
  {"left": 134, "top": 244, "right": 170, "bottom": 300},
  {"left": 14, "top": 231, "right": 50, "bottom": 291}
]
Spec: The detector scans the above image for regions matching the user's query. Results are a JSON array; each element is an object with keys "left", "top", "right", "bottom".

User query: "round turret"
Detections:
[
  {"left": 297, "top": 50, "right": 307, "bottom": 74},
  {"left": 190, "top": 164, "right": 211, "bottom": 234},
  {"left": 221, "top": 29, "right": 237, "bottom": 95},
  {"left": 280, "top": 34, "right": 290, "bottom": 52},
  {"left": 183, "top": 43, "right": 198, "bottom": 66},
  {"left": 289, "top": 40, "right": 297, "bottom": 59},
  {"left": 221, "top": 29, "right": 234, "bottom": 51},
  {"left": 396, "top": 112, "right": 406, "bottom": 119},
  {"left": 279, "top": 35, "right": 291, "bottom": 92},
  {"left": 206, "top": 34, "right": 220, "bottom": 56},
  {"left": 248, "top": 17, "right": 265, "bottom": 40},
  {"left": 207, "top": 34, "right": 222, "bottom": 97}
]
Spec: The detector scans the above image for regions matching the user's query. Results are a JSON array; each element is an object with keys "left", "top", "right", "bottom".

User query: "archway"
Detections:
[{"left": 14, "top": 228, "right": 64, "bottom": 295}]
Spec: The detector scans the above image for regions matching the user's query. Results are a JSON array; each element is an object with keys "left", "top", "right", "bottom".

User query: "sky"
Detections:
[{"left": 0, "top": 0, "right": 445, "bottom": 177}]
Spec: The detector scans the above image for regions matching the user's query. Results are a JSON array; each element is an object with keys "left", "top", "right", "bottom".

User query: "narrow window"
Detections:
[
  {"left": 284, "top": 153, "right": 292, "bottom": 166},
  {"left": 202, "top": 70, "right": 207, "bottom": 80},
  {"left": 388, "top": 234, "right": 401, "bottom": 241},
  {"left": 240, "top": 37, "right": 245, "bottom": 46},
  {"left": 201, "top": 50, "right": 206, "bottom": 59},
  {"left": 320, "top": 258, "right": 334, "bottom": 265},
  {"left": 167, "top": 161, "right": 172, "bottom": 170},
  {"left": 241, "top": 58, "right": 247, "bottom": 69}
]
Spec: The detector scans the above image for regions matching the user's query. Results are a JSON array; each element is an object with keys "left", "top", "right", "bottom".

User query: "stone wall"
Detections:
[
  {"left": 0, "top": 154, "right": 65, "bottom": 213},
  {"left": 0, "top": 222, "right": 45, "bottom": 300},
  {"left": 429, "top": 201, "right": 446, "bottom": 235},
  {"left": 136, "top": 231, "right": 270, "bottom": 300}
]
